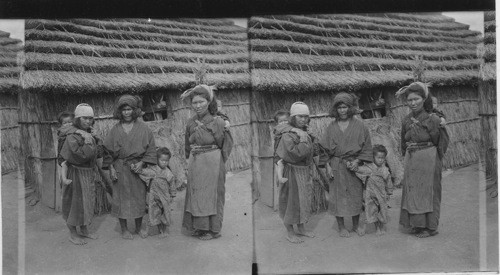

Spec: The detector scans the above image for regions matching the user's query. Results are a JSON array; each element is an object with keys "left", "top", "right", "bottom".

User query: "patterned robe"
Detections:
[
  {"left": 399, "top": 109, "right": 449, "bottom": 231},
  {"left": 60, "top": 127, "right": 98, "bottom": 227},
  {"left": 356, "top": 163, "right": 393, "bottom": 224},
  {"left": 103, "top": 120, "right": 157, "bottom": 219},
  {"left": 139, "top": 165, "right": 177, "bottom": 227},
  {"left": 182, "top": 112, "right": 232, "bottom": 233},
  {"left": 320, "top": 118, "right": 373, "bottom": 217}
]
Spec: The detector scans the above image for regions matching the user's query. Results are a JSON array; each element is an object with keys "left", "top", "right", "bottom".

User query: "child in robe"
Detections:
[
  {"left": 431, "top": 96, "right": 446, "bottom": 125},
  {"left": 355, "top": 144, "right": 393, "bottom": 236},
  {"left": 216, "top": 99, "right": 231, "bottom": 130},
  {"left": 135, "top": 147, "right": 177, "bottom": 239},
  {"left": 57, "top": 111, "right": 76, "bottom": 186},
  {"left": 273, "top": 110, "right": 291, "bottom": 185}
]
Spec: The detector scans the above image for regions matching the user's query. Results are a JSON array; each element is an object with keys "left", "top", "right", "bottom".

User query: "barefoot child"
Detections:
[
  {"left": 57, "top": 112, "right": 76, "bottom": 186},
  {"left": 355, "top": 144, "right": 393, "bottom": 236},
  {"left": 273, "top": 110, "right": 291, "bottom": 186},
  {"left": 135, "top": 147, "right": 177, "bottom": 239}
]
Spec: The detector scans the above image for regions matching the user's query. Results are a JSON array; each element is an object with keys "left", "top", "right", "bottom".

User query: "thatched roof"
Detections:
[
  {"left": 249, "top": 13, "right": 482, "bottom": 93},
  {"left": 480, "top": 11, "right": 495, "bottom": 83},
  {"left": 23, "top": 19, "right": 250, "bottom": 94},
  {"left": 0, "top": 30, "right": 22, "bottom": 94}
]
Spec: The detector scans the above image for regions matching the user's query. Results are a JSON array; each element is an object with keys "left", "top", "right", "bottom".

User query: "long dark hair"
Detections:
[{"left": 329, "top": 103, "right": 357, "bottom": 119}]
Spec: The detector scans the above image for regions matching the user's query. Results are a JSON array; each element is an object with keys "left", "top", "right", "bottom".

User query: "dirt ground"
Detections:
[
  {"left": 254, "top": 164, "right": 499, "bottom": 274},
  {"left": 2, "top": 169, "right": 253, "bottom": 275}
]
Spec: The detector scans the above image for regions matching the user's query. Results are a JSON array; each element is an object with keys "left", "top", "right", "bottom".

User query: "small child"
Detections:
[
  {"left": 273, "top": 110, "right": 290, "bottom": 185},
  {"left": 136, "top": 147, "right": 177, "bottom": 239},
  {"left": 216, "top": 99, "right": 231, "bottom": 130},
  {"left": 57, "top": 111, "right": 76, "bottom": 186},
  {"left": 431, "top": 96, "right": 446, "bottom": 125},
  {"left": 355, "top": 144, "right": 393, "bottom": 236}
]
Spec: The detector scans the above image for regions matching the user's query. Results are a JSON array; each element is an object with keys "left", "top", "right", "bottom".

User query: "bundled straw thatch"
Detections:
[
  {"left": 249, "top": 13, "right": 482, "bottom": 210},
  {"left": 0, "top": 30, "right": 22, "bottom": 174},
  {"left": 21, "top": 19, "right": 251, "bottom": 209}
]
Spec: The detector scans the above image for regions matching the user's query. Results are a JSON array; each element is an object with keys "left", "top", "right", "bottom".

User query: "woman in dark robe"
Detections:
[
  {"left": 103, "top": 95, "right": 157, "bottom": 240},
  {"left": 320, "top": 92, "right": 373, "bottom": 238},
  {"left": 181, "top": 85, "right": 233, "bottom": 241},
  {"left": 397, "top": 82, "right": 449, "bottom": 238},
  {"left": 60, "top": 103, "right": 100, "bottom": 245},
  {"left": 275, "top": 102, "right": 318, "bottom": 244}
]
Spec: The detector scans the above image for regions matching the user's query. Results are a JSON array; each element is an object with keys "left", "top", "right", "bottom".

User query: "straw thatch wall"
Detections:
[
  {"left": 249, "top": 13, "right": 481, "bottom": 209},
  {"left": 0, "top": 31, "right": 22, "bottom": 174},
  {"left": 478, "top": 11, "right": 496, "bottom": 180},
  {"left": 21, "top": 19, "right": 251, "bottom": 207}
]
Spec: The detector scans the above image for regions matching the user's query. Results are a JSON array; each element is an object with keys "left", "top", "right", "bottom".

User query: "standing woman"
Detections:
[
  {"left": 60, "top": 103, "right": 100, "bottom": 245},
  {"left": 275, "top": 102, "right": 317, "bottom": 244},
  {"left": 320, "top": 93, "right": 373, "bottom": 238},
  {"left": 397, "top": 82, "right": 449, "bottom": 238},
  {"left": 103, "top": 95, "right": 157, "bottom": 239},
  {"left": 181, "top": 85, "right": 233, "bottom": 241}
]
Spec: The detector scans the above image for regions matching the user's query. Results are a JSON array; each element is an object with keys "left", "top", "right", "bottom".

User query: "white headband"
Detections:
[
  {"left": 290, "top": 102, "right": 310, "bottom": 117},
  {"left": 74, "top": 103, "right": 94, "bottom": 118}
]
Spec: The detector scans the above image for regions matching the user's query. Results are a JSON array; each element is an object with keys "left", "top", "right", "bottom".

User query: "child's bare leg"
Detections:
[
  {"left": 135, "top": 217, "right": 148, "bottom": 238},
  {"left": 67, "top": 224, "right": 86, "bottom": 245},
  {"left": 353, "top": 215, "right": 365, "bottom": 236},
  {"left": 119, "top": 219, "right": 133, "bottom": 240},
  {"left": 376, "top": 222, "right": 385, "bottom": 236},
  {"left": 285, "top": 223, "right": 303, "bottom": 243},
  {"left": 61, "top": 162, "right": 72, "bottom": 185},
  {"left": 296, "top": 223, "right": 315, "bottom": 238},
  {"left": 158, "top": 224, "right": 169, "bottom": 239},
  {"left": 79, "top": 225, "right": 98, "bottom": 239},
  {"left": 336, "top": 217, "right": 350, "bottom": 237}
]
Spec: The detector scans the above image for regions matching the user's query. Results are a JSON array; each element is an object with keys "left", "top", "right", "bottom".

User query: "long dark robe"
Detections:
[
  {"left": 60, "top": 129, "right": 98, "bottom": 227},
  {"left": 182, "top": 112, "right": 232, "bottom": 233},
  {"left": 399, "top": 109, "right": 448, "bottom": 231},
  {"left": 320, "top": 118, "right": 373, "bottom": 217},
  {"left": 103, "top": 120, "right": 157, "bottom": 219},
  {"left": 275, "top": 125, "right": 316, "bottom": 225}
]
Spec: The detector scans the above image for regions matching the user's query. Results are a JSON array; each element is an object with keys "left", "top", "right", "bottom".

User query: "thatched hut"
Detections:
[
  {"left": 0, "top": 30, "right": 23, "bottom": 175},
  {"left": 478, "top": 11, "right": 496, "bottom": 186},
  {"left": 249, "top": 13, "right": 482, "bottom": 210},
  {"left": 21, "top": 19, "right": 251, "bottom": 209}
]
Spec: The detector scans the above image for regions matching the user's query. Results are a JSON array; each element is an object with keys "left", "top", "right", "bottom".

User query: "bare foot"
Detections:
[
  {"left": 122, "top": 230, "right": 134, "bottom": 240},
  {"left": 62, "top": 179, "right": 73, "bottom": 185},
  {"left": 296, "top": 226, "right": 315, "bottom": 238},
  {"left": 354, "top": 225, "right": 366, "bottom": 236},
  {"left": 137, "top": 229, "right": 148, "bottom": 239},
  {"left": 278, "top": 178, "right": 288, "bottom": 184},
  {"left": 80, "top": 227, "right": 98, "bottom": 239},
  {"left": 69, "top": 235, "right": 87, "bottom": 245},
  {"left": 376, "top": 228, "right": 385, "bottom": 236},
  {"left": 286, "top": 233, "right": 303, "bottom": 244},
  {"left": 339, "top": 228, "right": 350, "bottom": 238},
  {"left": 158, "top": 232, "right": 169, "bottom": 239}
]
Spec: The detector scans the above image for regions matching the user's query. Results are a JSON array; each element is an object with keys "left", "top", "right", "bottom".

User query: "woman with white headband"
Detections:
[
  {"left": 59, "top": 103, "right": 100, "bottom": 245},
  {"left": 181, "top": 85, "right": 233, "bottom": 241},
  {"left": 397, "top": 82, "right": 449, "bottom": 238},
  {"left": 274, "top": 101, "right": 318, "bottom": 244}
]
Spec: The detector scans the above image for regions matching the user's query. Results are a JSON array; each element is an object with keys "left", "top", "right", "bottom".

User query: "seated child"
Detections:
[
  {"left": 216, "top": 99, "right": 231, "bottom": 130},
  {"left": 431, "top": 96, "right": 446, "bottom": 125},
  {"left": 135, "top": 147, "right": 177, "bottom": 239},
  {"left": 355, "top": 144, "right": 393, "bottom": 236}
]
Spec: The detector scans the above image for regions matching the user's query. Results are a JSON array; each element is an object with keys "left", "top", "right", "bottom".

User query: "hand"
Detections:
[
  {"left": 348, "top": 160, "right": 360, "bottom": 171},
  {"left": 293, "top": 128, "right": 309, "bottom": 142},
  {"left": 79, "top": 131, "right": 94, "bottom": 144},
  {"left": 440, "top": 118, "right": 446, "bottom": 126},
  {"left": 110, "top": 167, "right": 118, "bottom": 182},
  {"left": 224, "top": 121, "right": 231, "bottom": 130},
  {"left": 278, "top": 177, "right": 288, "bottom": 184},
  {"left": 131, "top": 161, "right": 143, "bottom": 173},
  {"left": 326, "top": 164, "right": 334, "bottom": 179}
]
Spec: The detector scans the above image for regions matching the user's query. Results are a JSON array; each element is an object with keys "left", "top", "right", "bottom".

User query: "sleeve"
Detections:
[
  {"left": 103, "top": 126, "right": 117, "bottom": 167},
  {"left": 427, "top": 115, "right": 441, "bottom": 147},
  {"left": 276, "top": 133, "right": 313, "bottom": 163},
  {"left": 167, "top": 170, "right": 177, "bottom": 197},
  {"left": 60, "top": 134, "right": 97, "bottom": 165},
  {"left": 357, "top": 126, "right": 373, "bottom": 163},
  {"left": 386, "top": 173, "right": 394, "bottom": 195},
  {"left": 138, "top": 167, "right": 156, "bottom": 184},
  {"left": 185, "top": 124, "right": 191, "bottom": 159},
  {"left": 400, "top": 120, "right": 407, "bottom": 156},
  {"left": 57, "top": 135, "right": 66, "bottom": 166},
  {"left": 319, "top": 124, "right": 337, "bottom": 158},
  {"left": 141, "top": 129, "right": 157, "bottom": 165},
  {"left": 213, "top": 118, "right": 226, "bottom": 149}
]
